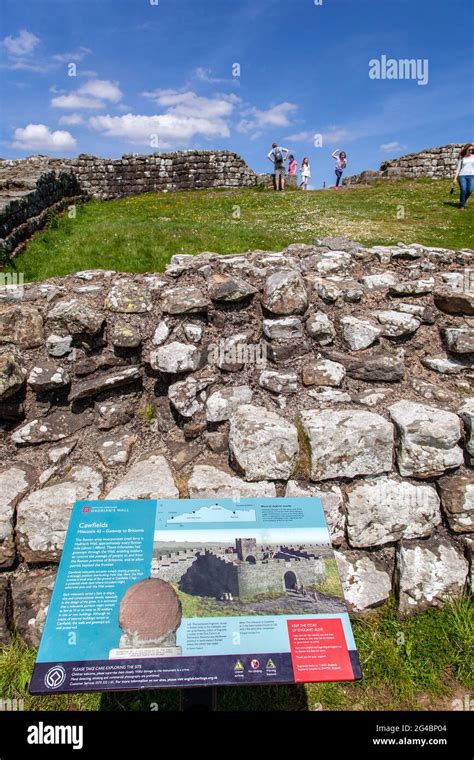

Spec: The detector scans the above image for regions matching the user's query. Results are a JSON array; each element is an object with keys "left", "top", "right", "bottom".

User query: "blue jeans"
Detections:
[
  {"left": 335, "top": 169, "right": 343, "bottom": 186},
  {"left": 458, "top": 175, "right": 474, "bottom": 208}
]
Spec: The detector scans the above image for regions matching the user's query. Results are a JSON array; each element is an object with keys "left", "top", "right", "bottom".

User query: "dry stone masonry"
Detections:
[
  {"left": 0, "top": 236, "right": 473, "bottom": 644},
  {"left": 0, "top": 151, "right": 259, "bottom": 259},
  {"left": 344, "top": 144, "right": 465, "bottom": 185}
]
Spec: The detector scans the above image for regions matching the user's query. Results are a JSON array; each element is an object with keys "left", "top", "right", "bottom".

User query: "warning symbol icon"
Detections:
[
  {"left": 234, "top": 660, "right": 245, "bottom": 671},
  {"left": 266, "top": 658, "right": 276, "bottom": 670}
]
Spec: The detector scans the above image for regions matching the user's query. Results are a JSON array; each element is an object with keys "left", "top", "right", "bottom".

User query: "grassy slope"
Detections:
[
  {"left": 7, "top": 180, "right": 473, "bottom": 282},
  {"left": 1, "top": 597, "right": 472, "bottom": 712}
]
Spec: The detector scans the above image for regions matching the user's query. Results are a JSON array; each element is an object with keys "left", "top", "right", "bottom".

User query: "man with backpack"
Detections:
[{"left": 268, "top": 142, "right": 289, "bottom": 192}]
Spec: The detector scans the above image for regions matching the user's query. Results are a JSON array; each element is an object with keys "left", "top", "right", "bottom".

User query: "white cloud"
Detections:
[
  {"left": 142, "top": 89, "right": 239, "bottom": 119},
  {"left": 12, "top": 123, "right": 77, "bottom": 152},
  {"left": 380, "top": 141, "right": 407, "bottom": 153},
  {"left": 53, "top": 46, "right": 91, "bottom": 63},
  {"left": 51, "top": 79, "right": 123, "bottom": 109},
  {"left": 78, "top": 79, "right": 122, "bottom": 102},
  {"left": 51, "top": 93, "right": 103, "bottom": 109},
  {"left": 58, "top": 113, "right": 85, "bottom": 126},
  {"left": 237, "top": 102, "right": 298, "bottom": 136},
  {"left": 284, "top": 130, "right": 315, "bottom": 142},
  {"left": 2, "top": 29, "right": 39, "bottom": 57},
  {"left": 89, "top": 111, "right": 230, "bottom": 148}
]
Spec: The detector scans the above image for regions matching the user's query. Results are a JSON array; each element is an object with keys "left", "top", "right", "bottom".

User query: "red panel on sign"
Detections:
[{"left": 287, "top": 618, "right": 354, "bottom": 683}]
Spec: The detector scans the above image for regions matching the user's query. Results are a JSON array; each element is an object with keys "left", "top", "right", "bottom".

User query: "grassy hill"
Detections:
[{"left": 6, "top": 179, "right": 473, "bottom": 282}]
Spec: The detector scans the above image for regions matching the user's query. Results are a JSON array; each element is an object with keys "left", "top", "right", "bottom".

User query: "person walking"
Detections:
[
  {"left": 300, "top": 157, "right": 311, "bottom": 191},
  {"left": 332, "top": 149, "right": 347, "bottom": 189},
  {"left": 453, "top": 144, "right": 474, "bottom": 210},
  {"left": 268, "top": 142, "right": 289, "bottom": 191}
]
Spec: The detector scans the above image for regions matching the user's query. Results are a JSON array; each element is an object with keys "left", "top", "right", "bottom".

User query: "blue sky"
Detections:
[{"left": 1, "top": 0, "right": 472, "bottom": 185}]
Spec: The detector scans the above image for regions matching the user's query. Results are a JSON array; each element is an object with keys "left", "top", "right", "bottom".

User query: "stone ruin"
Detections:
[
  {"left": 153, "top": 537, "right": 327, "bottom": 601},
  {"left": 0, "top": 151, "right": 260, "bottom": 259},
  {"left": 1, "top": 143, "right": 463, "bottom": 260},
  {"left": 344, "top": 144, "right": 465, "bottom": 185},
  {"left": 0, "top": 235, "right": 473, "bottom": 648}
]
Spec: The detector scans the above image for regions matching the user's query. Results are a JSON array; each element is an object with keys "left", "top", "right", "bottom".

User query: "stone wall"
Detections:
[
  {"left": 344, "top": 144, "right": 466, "bottom": 185},
  {"left": 0, "top": 236, "right": 473, "bottom": 646},
  {"left": 0, "top": 151, "right": 259, "bottom": 259}
]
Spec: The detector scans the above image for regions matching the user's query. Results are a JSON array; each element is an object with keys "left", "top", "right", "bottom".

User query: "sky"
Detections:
[{"left": 1, "top": 0, "right": 472, "bottom": 186}]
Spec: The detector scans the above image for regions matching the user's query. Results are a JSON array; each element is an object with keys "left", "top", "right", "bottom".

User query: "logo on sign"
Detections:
[
  {"left": 82, "top": 506, "right": 91, "bottom": 513},
  {"left": 44, "top": 665, "right": 66, "bottom": 689},
  {"left": 250, "top": 659, "right": 260, "bottom": 670}
]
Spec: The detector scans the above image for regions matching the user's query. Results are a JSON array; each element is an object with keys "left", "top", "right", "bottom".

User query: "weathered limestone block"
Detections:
[
  {"left": 0, "top": 463, "right": 37, "bottom": 568},
  {"left": 106, "top": 452, "right": 178, "bottom": 499},
  {"left": 262, "top": 270, "right": 308, "bottom": 315},
  {"left": 397, "top": 538, "right": 468, "bottom": 615},
  {"left": 335, "top": 551, "right": 393, "bottom": 612},
  {"left": 442, "top": 328, "right": 474, "bottom": 354},
  {"left": 345, "top": 476, "right": 441, "bottom": 548},
  {"left": 302, "top": 359, "right": 345, "bottom": 387},
  {"left": 434, "top": 288, "right": 474, "bottom": 316},
  {"left": 12, "top": 408, "right": 92, "bottom": 445},
  {"left": 95, "top": 399, "right": 134, "bottom": 430},
  {"left": 263, "top": 317, "right": 303, "bottom": 340},
  {"left": 11, "top": 566, "right": 57, "bottom": 647},
  {"left": 437, "top": 469, "right": 474, "bottom": 533},
  {"left": 340, "top": 316, "right": 381, "bottom": 350},
  {"left": 69, "top": 366, "right": 142, "bottom": 402},
  {"left": 300, "top": 409, "right": 393, "bottom": 481},
  {"left": 328, "top": 351, "right": 405, "bottom": 383},
  {"left": 389, "top": 279, "right": 434, "bottom": 296},
  {"left": 258, "top": 370, "right": 298, "bottom": 394},
  {"left": 0, "top": 352, "right": 26, "bottom": 400},
  {"left": 111, "top": 322, "right": 141, "bottom": 348},
  {"left": 375, "top": 310, "right": 421, "bottom": 337},
  {"left": 422, "top": 356, "right": 468, "bottom": 375},
  {"left": 168, "top": 371, "right": 215, "bottom": 418},
  {"left": 206, "top": 385, "right": 253, "bottom": 422},
  {"left": 0, "top": 306, "right": 43, "bottom": 348},
  {"left": 27, "top": 362, "right": 70, "bottom": 393},
  {"left": 46, "top": 334, "right": 73, "bottom": 357},
  {"left": 96, "top": 431, "right": 136, "bottom": 466},
  {"left": 207, "top": 273, "right": 257, "bottom": 301},
  {"left": 187, "top": 465, "right": 276, "bottom": 498},
  {"left": 388, "top": 401, "right": 463, "bottom": 477},
  {"left": 105, "top": 281, "right": 153, "bottom": 313},
  {"left": 229, "top": 404, "right": 299, "bottom": 481},
  {"left": 152, "top": 320, "right": 171, "bottom": 345},
  {"left": 285, "top": 481, "right": 345, "bottom": 545},
  {"left": 16, "top": 465, "right": 103, "bottom": 562},
  {"left": 305, "top": 312, "right": 336, "bottom": 344},
  {"left": 150, "top": 342, "right": 201, "bottom": 373},
  {"left": 47, "top": 298, "right": 104, "bottom": 336},
  {"left": 161, "top": 286, "right": 210, "bottom": 314},
  {"left": 360, "top": 272, "right": 398, "bottom": 290}
]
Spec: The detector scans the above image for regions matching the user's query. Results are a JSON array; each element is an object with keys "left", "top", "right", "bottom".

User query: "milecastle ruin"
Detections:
[
  {"left": 0, "top": 142, "right": 472, "bottom": 649},
  {"left": 0, "top": 144, "right": 465, "bottom": 259},
  {"left": 152, "top": 539, "right": 327, "bottom": 600}
]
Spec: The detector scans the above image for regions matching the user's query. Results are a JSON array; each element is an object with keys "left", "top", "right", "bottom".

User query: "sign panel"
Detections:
[{"left": 30, "top": 497, "right": 362, "bottom": 693}]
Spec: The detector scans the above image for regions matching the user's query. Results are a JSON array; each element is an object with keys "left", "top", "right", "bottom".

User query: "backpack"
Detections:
[{"left": 273, "top": 148, "right": 283, "bottom": 165}]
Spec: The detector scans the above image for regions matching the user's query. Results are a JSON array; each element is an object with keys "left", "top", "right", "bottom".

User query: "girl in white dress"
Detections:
[{"left": 300, "top": 157, "right": 311, "bottom": 191}]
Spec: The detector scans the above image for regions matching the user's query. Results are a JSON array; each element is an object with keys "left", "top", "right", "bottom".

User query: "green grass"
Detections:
[
  {"left": 1, "top": 596, "right": 471, "bottom": 711},
  {"left": 6, "top": 180, "right": 473, "bottom": 282}
]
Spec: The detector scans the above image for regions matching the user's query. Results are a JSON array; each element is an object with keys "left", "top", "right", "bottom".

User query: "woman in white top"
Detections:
[
  {"left": 453, "top": 144, "right": 474, "bottom": 210},
  {"left": 300, "top": 157, "right": 311, "bottom": 191}
]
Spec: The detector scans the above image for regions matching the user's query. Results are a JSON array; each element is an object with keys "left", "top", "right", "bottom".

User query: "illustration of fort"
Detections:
[{"left": 152, "top": 538, "right": 328, "bottom": 600}]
